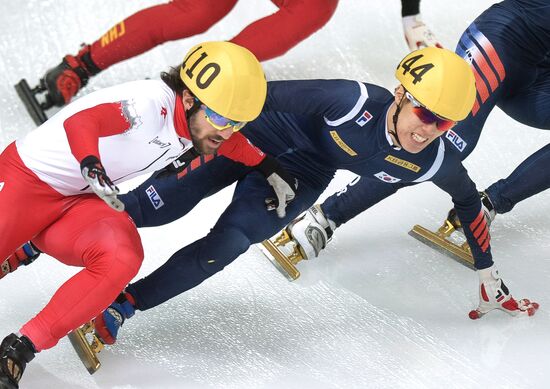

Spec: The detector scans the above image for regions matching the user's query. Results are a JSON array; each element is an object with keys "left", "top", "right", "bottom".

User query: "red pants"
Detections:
[
  {"left": 0, "top": 143, "right": 143, "bottom": 351},
  {"left": 90, "top": 0, "right": 338, "bottom": 67}
]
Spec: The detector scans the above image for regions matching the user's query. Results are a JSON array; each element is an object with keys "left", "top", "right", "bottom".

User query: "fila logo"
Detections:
[
  {"left": 355, "top": 110, "right": 373, "bottom": 127},
  {"left": 446, "top": 129, "right": 467, "bottom": 152},
  {"left": 0, "top": 182, "right": 4, "bottom": 192},
  {"left": 160, "top": 107, "right": 167, "bottom": 119},
  {"left": 145, "top": 185, "right": 164, "bottom": 210},
  {"left": 374, "top": 171, "right": 401, "bottom": 183}
]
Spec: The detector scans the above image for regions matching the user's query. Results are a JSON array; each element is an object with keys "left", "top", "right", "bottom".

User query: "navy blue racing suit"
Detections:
[
  {"left": 119, "top": 77, "right": 491, "bottom": 311},
  {"left": 323, "top": 0, "right": 550, "bottom": 234}
]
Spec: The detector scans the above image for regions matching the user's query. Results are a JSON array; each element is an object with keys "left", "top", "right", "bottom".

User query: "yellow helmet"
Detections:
[
  {"left": 395, "top": 47, "right": 476, "bottom": 121},
  {"left": 180, "top": 41, "right": 267, "bottom": 122}
]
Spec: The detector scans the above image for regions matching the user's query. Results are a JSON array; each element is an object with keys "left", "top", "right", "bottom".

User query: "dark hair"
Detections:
[
  {"left": 162, "top": 65, "right": 201, "bottom": 119},
  {"left": 161, "top": 66, "right": 188, "bottom": 95}
]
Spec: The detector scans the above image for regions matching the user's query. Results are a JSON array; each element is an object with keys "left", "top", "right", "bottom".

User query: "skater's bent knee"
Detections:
[
  {"left": 86, "top": 245, "right": 143, "bottom": 283},
  {"left": 114, "top": 244, "right": 144, "bottom": 276},
  {"left": 197, "top": 226, "right": 251, "bottom": 273},
  {"left": 82, "top": 219, "right": 144, "bottom": 283}
]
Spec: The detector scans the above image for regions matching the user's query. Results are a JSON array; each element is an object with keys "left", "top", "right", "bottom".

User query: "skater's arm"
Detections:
[
  {"left": 219, "top": 131, "right": 296, "bottom": 218},
  {"left": 434, "top": 162, "right": 493, "bottom": 269},
  {"left": 217, "top": 131, "right": 266, "bottom": 167},
  {"left": 64, "top": 102, "right": 130, "bottom": 163}
]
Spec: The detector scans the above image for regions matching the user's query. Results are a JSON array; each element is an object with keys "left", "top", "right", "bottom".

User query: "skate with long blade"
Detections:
[
  {"left": 259, "top": 229, "right": 306, "bottom": 281},
  {"left": 67, "top": 321, "right": 104, "bottom": 374},
  {"left": 14, "top": 79, "right": 53, "bottom": 125},
  {"left": 408, "top": 217, "right": 474, "bottom": 270}
]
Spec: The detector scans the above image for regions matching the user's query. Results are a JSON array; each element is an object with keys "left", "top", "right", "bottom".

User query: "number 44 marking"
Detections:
[{"left": 399, "top": 54, "right": 434, "bottom": 84}]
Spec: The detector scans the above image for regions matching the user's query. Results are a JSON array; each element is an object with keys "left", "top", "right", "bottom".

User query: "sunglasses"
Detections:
[
  {"left": 405, "top": 92, "right": 455, "bottom": 132},
  {"left": 194, "top": 99, "right": 246, "bottom": 132}
]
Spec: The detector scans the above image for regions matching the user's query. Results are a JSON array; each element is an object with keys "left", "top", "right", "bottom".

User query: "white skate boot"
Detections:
[
  {"left": 286, "top": 204, "right": 334, "bottom": 260},
  {"left": 260, "top": 204, "right": 335, "bottom": 280},
  {"left": 402, "top": 14, "right": 442, "bottom": 51}
]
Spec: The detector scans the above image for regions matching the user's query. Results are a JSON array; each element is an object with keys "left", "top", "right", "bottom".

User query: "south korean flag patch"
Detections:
[{"left": 374, "top": 171, "right": 401, "bottom": 183}]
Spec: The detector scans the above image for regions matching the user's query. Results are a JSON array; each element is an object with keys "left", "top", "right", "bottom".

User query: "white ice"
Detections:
[{"left": 1, "top": 0, "right": 549, "bottom": 388}]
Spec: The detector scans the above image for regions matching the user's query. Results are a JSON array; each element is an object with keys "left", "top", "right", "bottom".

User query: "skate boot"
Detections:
[
  {"left": 15, "top": 44, "right": 101, "bottom": 125},
  {"left": 402, "top": 14, "right": 443, "bottom": 51},
  {"left": 260, "top": 204, "right": 335, "bottom": 281},
  {"left": 446, "top": 191, "right": 496, "bottom": 232},
  {"left": 409, "top": 191, "right": 496, "bottom": 269},
  {"left": 0, "top": 334, "right": 36, "bottom": 389},
  {"left": 68, "top": 292, "right": 135, "bottom": 374},
  {"left": 1, "top": 242, "right": 41, "bottom": 280}
]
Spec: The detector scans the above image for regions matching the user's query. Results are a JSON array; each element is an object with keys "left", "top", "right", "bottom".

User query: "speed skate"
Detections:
[
  {"left": 67, "top": 321, "right": 104, "bottom": 374},
  {"left": 14, "top": 78, "right": 52, "bottom": 125},
  {"left": 408, "top": 215, "right": 475, "bottom": 270},
  {"left": 260, "top": 228, "right": 307, "bottom": 281}
]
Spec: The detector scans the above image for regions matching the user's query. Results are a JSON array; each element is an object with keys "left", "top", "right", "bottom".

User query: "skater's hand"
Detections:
[
  {"left": 469, "top": 265, "right": 539, "bottom": 319},
  {"left": 81, "top": 155, "right": 124, "bottom": 212},
  {"left": 256, "top": 155, "right": 298, "bottom": 218}
]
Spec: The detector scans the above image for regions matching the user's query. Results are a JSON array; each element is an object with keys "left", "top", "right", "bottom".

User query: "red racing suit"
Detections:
[{"left": 0, "top": 79, "right": 264, "bottom": 351}]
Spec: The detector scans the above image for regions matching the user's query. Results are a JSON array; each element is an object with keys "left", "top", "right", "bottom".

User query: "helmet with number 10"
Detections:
[
  {"left": 180, "top": 41, "right": 267, "bottom": 123},
  {"left": 395, "top": 47, "right": 476, "bottom": 122}
]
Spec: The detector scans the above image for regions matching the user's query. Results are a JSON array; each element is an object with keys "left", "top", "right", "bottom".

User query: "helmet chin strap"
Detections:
[
  {"left": 185, "top": 95, "right": 201, "bottom": 121},
  {"left": 184, "top": 94, "right": 203, "bottom": 154},
  {"left": 390, "top": 97, "right": 405, "bottom": 148}
]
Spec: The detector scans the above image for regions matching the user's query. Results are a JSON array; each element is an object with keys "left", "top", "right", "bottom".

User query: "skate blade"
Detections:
[
  {"left": 14, "top": 79, "right": 48, "bottom": 125},
  {"left": 67, "top": 322, "right": 102, "bottom": 374},
  {"left": 259, "top": 239, "right": 301, "bottom": 281},
  {"left": 408, "top": 224, "right": 475, "bottom": 270}
]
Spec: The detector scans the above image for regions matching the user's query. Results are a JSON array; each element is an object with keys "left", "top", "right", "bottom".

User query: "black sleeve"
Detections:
[
  {"left": 401, "top": 0, "right": 420, "bottom": 16},
  {"left": 433, "top": 159, "right": 493, "bottom": 269}
]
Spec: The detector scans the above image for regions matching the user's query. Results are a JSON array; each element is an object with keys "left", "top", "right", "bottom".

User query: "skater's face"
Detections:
[
  {"left": 188, "top": 109, "right": 234, "bottom": 154},
  {"left": 390, "top": 86, "right": 455, "bottom": 154},
  {"left": 181, "top": 91, "right": 235, "bottom": 155}
]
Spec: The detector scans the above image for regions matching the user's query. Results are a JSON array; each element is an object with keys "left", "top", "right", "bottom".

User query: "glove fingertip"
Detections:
[
  {"left": 468, "top": 310, "right": 482, "bottom": 320},
  {"left": 115, "top": 201, "right": 125, "bottom": 212},
  {"left": 276, "top": 204, "right": 287, "bottom": 218}
]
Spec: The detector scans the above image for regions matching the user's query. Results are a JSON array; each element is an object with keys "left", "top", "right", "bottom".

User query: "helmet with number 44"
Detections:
[
  {"left": 180, "top": 41, "right": 267, "bottom": 123},
  {"left": 395, "top": 47, "right": 476, "bottom": 122}
]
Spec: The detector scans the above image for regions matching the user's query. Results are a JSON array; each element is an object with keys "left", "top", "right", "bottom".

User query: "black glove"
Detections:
[
  {"left": 81, "top": 155, "right": 124, "bottom": 211},
  {"left": 154, "top": 148, "right": 200, "bottom": 179},
  {"left": 256, "top": 155, "right": 298, "bottom": 218}
]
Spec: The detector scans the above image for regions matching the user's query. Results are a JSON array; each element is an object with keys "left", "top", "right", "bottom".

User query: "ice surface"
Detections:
[{"left": 0, "top": 0, "right": 549, "bottom": 388}]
